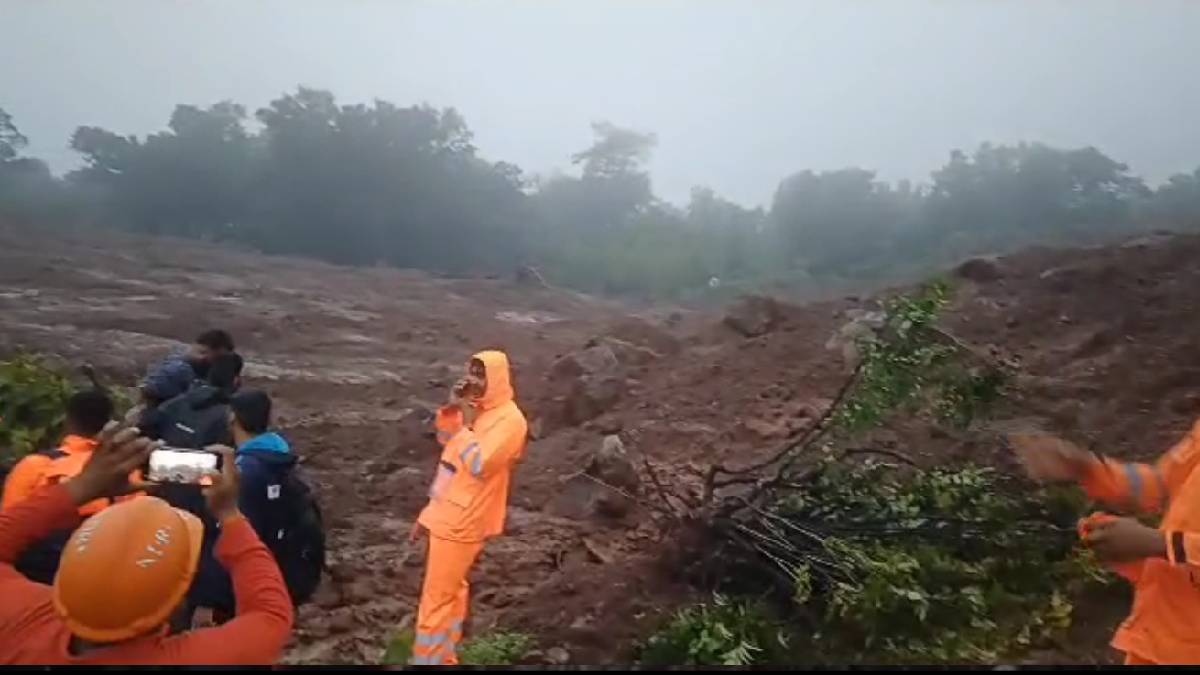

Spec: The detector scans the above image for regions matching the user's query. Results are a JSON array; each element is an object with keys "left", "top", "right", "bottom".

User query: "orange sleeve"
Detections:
[
  {"left": 150, "top": 516, "right": 294, "bottom": 665},
  {"left": 0, "top": 485, "right": 81, "bottom": 666},
  {"left": 1080, "top": 424, "right": 1200, "bottom": 514},
  {"left": 458, "top": 411, "right": 528, "bottom": 480},
  {"left": 1080, "top": 458, "right": 1168, "bottom": 514},
  {"left": 1, "top": 456, "right": 52, "bottom": 512},
  {"left": 435, "top": 405, "right": 465, "bottom": 446},
  {"left": 0, "top": 483, "right": 80, "bottom": 566}
]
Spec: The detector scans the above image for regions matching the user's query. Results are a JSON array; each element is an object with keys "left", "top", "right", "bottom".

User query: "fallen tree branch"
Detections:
[
  {"left": 707, "top": 358, "right": 868, "bottom": 492},
  {"left": 841, "top": 447, "right": 919, "bottom": 466},
  {"left": 640, "top": 450, "right": 696, "bottom": 512}
]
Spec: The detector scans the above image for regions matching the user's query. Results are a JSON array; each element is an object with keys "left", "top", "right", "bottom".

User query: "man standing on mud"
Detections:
[{"left": 409, "top": 351, "right": 528, "bottom": 666}]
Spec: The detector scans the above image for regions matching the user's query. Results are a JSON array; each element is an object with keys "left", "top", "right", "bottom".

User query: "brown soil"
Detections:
[{"left": 5, "top": 224, "right": 1198, "bottom": 665}]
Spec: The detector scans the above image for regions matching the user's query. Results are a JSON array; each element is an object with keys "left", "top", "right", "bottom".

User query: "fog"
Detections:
[{"left": 3, "top": 0, "right": 1198, "bottom": 205}]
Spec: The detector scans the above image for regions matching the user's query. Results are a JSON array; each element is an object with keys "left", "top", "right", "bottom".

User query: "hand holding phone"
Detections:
[
  {"left": 203, "top": 445, "right": 241, "bottom": 523},
  {"left": 145, "top": 447, "right": 223, "bottom": 484}
]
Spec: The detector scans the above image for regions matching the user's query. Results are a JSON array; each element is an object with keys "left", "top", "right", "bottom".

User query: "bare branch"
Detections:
[
  {"left": 841, "top": 447, "right": 919, "bottom": 466},
  {"left": 573, "top": 471, "right": 683, "bottom": 521}
]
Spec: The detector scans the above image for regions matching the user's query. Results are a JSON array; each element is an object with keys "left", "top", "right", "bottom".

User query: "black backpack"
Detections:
[
  {"left": 264, "top": 465, "right": 326, "bottom": 606},
  {"left": 209, "top": 461, "right": 327, "bottom": 610},
  {"left": 152, "top": 385, "right": 233, "bottom": 449}
]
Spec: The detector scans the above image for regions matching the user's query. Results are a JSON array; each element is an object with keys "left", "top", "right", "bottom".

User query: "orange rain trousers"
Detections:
[{"left": 412, "top": 536, "right": 484, "bottom": 666}]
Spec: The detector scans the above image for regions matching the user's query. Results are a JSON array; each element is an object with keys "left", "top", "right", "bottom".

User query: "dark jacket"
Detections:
[
  {"left": 142, "top": 384, "right": 234, "bottom": 449},
  {"left": 236, "top": 433, "right": 299, "bottom": 545},
  {"left": 141, "top": 346, "right": 199, "bottom": 404},
  {"left": 197, "top": 433, "right": 299, "bottom": 613},
  {"left": 141, "top": 384, "right": 235, "bottom": 614}
]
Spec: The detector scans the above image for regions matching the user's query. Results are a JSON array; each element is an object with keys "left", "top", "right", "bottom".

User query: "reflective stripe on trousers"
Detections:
[
  {"left": 412, "top": 620, "right": 464, "bottom": 665},
  {"left": 412, "top": 536, "right": 484, "bottom": 666}
]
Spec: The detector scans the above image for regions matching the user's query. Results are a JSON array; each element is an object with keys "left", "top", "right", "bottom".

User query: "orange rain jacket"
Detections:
[
  {"left": 2, "top": 436, "right": 134, "bottom": 516},
  {"left": 1080, "top": 417, "right": 1200, "bottom": 664},
  {"left": 418, "top": 351, "right": 528, "bottom": 543}
]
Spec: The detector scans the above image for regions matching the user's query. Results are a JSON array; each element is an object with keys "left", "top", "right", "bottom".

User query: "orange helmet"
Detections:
[{"left": 52, "top": 496, "right": 204, "bottom": 643}]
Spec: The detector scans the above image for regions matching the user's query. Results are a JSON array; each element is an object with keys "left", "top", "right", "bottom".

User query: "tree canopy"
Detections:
[{"left": 2, "top": 93, "right": 1200, "bottom": 300}]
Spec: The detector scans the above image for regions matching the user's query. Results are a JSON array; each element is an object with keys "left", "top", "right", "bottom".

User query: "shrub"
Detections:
[
  {"left": 0, "top": 355, "right": 75, "bottom": 466},
  {"left": 639, "top": 594, "right": 788, "bottom": 666},
  {"left": 381, "top": 628, "right": 534, "bottom": 666},
  {"left": 459, "top": 631, "right": 533, "bottom": 666}
]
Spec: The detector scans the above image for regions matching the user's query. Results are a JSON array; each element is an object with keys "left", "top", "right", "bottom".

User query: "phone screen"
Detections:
[{"left": 145, "top": 448, "right": 222, "bottom": 484}]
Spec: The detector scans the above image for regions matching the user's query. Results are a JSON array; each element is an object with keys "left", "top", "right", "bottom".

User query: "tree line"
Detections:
[{"left": 3, "top": 88, "right": 1200, "bottom": 300}]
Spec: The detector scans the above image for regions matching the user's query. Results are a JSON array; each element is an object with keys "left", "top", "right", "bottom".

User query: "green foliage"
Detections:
[
  {"left": 712, "top": 285, "right": 1092, "bottom": 664},
  {"left": 833, "top": 282, "right": 1006, "bottom": 433},
  {"left": 936, "top": 367, "right": 1007, "bottom": 429},
  {"left": 0, "top": 355, "right": 75, "bottom": 466},
  {"left": 639, "top": 594, "right": 788, "bottom": 666},
  {"left": 772, "top": 458, "right": 1090, "bottom": 663},
  {"left": 0, "top": 356, "right": 132, "bottom": 467},
  {"left": 380, "top": 627, "right": 415, "bottom": 666},
  {"left": 459, "top": 631, "right": 533, "bottom": 666},
  {"left": 379, "top": 628, "right": 532, "bottom": 666}
]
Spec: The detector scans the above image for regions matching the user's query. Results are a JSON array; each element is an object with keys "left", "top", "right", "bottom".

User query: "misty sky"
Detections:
[{"left": 3, "top": 0, "right": 1198, "bottom": 206}]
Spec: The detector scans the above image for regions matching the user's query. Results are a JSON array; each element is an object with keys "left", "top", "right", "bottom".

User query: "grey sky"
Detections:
[{"left": 3, "top": 0, "right": 1198, "bottom": 206}]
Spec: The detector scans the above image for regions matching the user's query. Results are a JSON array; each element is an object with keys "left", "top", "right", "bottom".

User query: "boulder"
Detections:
[
  {"left": 545, "top": 647, "right": 571, "bottom": 666},
  {"left": 825, "top": 310, "right": 887, "bottom": 367},
  {"left": 723, "top": 295, "right": 784, "bottom": 337},
  {"left": 589, "top": 435, "right": 640, "bottom": 492},
  {"left": 604, "top": 317, "right": 681, "bottom": 355},
  {"left": 551, "top": 344, "right": 620, "bottom": 380},
  {"left": 549, "top": 435, "right": 640, "bottom": 521},
  {"left": 564, "top": 375, "right": 624, "bottom": 425},
  {"left": 954, "top": 256, "right": 1004, "bottom": 283}
]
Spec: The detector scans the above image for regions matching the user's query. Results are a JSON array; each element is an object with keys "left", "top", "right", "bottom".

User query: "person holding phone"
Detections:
[
  {"left": 0, "top": 424, "right": 294, "bottom": 665},
  {"left": 409, "top": 351, "right": 528, "bottom": 666}
]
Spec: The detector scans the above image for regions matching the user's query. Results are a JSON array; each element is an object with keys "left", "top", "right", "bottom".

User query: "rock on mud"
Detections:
[
  {"left": 723, "top": 295, "right": 784, "bottom": 337},
  {"left": 564, "top": 376, "right": 625, "bottom": 425},
  {"left": 590, "top": 435, "right": 639, "bottom": 492},
  {"left": 955, "top": 256, "right": 1004, "bottom": 283},
  {"left": 544, "top": 647, "right": 571, "bottom": 665},
  {"left": 550, "top": 435, "right": 640, "bottom": 521},
  {"left": 825, "top": 309, "right": 886, "bottom": 367},
  {"left": 551, "top": 344, "right": 620, "bottom": 379}
]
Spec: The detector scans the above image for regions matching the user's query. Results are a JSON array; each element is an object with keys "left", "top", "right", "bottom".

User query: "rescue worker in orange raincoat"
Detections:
[
  {"left": 1013, "top": 422, "right": 1200, "bottom": 665},
  {"left": 409, "top": 351, "right": 528, "bottom": 666},
  {"left": 0, "top": 425, "right": 294, "bottom": 665}
]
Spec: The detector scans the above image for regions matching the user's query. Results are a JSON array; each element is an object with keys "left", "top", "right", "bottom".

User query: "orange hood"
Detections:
[{"left": 473, "top": 350, "right": 514, "bottom": 411}]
